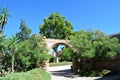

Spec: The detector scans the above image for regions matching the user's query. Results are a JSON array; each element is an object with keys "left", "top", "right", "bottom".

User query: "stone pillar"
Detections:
[
  {"left": 71, "top": 58, "right": 78, "bottom": 73},
  {"left": 44, "top": 60, "right": 49, "bottom": 72},
  {"left": 38, "top": 59, "right": 49, "bottom": 72},
  {"left": 44, "top": 49, "right": 50, "bottom": 72}
]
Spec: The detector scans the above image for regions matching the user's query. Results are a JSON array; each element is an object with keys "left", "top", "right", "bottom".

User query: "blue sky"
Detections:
[{"left": 1, "top": 0, "right": 120, "bottom": 37}]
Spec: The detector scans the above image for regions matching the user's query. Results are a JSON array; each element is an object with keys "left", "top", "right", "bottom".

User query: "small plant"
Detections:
[{"left": 79, "top": 70, "right": 110, "bottom": 77}]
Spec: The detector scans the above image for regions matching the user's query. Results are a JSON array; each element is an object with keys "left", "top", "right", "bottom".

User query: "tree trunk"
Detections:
[
  {"left": 56, "top": 52, "right": 59, "bottom": 63},
  {"left": 12, "top": 52, "right": 14, "bottom": 73},
  {"left": 53, "top": 46, "right": 59, "bottom": 63},
  {"left": 71, "top": 58, "right": 79, "bottom": 73}
]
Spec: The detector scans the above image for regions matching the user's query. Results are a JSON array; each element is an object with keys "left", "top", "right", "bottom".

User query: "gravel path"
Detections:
[{"left": 49, "top": 65, "right": 120, "bottom": 80}]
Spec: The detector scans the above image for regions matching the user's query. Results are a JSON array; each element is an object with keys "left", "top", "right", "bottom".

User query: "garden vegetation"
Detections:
[
  {"left": 0, "top": 8, "right": 50, "bottom": 80},
  {"left": 0, "top": 7, "right": 120, "bottom": 79}
]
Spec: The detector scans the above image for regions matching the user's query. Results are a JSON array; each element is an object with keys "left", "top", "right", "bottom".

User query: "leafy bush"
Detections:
[
  {"left": 0, "top": 34, "right": 50, "bottom": 76},
  {"left": 69, "top": 30, "right": 120, "bottom": 74},
  {"left": 69, "top": 30, "right": 120, "bottom": 59},
  {"left": 59, "top": 47, "right": 72, "bottom": 62},
  {"left": 0, "top": 68, "right": 51, "bottom": 80},
  {"left": 14, "top": 35, "right": 49, "bottom": 72}
]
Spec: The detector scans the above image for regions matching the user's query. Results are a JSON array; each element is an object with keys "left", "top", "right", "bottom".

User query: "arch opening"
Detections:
[
  {"left": 49, "top": 42, "right": 71, "bottom": 63},
  {"left": 44, "top": 38, "right": 73, "bottom": 72}
]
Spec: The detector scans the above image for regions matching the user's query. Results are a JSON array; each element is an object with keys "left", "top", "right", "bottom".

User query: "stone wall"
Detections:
[{"left": 72, "top": 54, "right": 120, "bottom": 73}]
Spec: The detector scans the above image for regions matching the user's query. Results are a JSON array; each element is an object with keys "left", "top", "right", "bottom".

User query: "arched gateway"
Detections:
[
  {"left": 44, "top": 38, "right": 69, "bottom": 52},
  {"left": 43, "top": 37, "right": 70, "bottom": 71}
]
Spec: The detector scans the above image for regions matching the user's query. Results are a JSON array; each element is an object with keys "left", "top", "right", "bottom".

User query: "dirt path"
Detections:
[
  {"left": 49, "top": 65, "right": 120, "bottom": 80},
  {"left": 49, "top": 65, "right": 99, "bottom": 80}
]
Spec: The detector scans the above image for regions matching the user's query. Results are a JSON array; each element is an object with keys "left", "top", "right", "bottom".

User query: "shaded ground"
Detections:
[{"left": 49, "top": 65, "right": 120, "bottom": 80}]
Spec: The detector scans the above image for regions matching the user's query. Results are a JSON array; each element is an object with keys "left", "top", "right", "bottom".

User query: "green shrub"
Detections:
[
  {"left": 69, "top": 30, "right": 120, "bottom": 59},
  {"left": 59, "top": 47, "right": 72, "bottom": 62},
  {"left": 79, "top": 70, "right": 110, "bottom": 77},
  {"left": 0, "top": 68, "right": 51, "bottom": 80},
  {"left": 0, "top": 35, "right": 50, "bottom": 76}
]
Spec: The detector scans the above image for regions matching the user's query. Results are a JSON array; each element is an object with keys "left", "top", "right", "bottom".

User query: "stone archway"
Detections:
[
  {"left": 43, "top": 38, "right": 70, "bottom": 71},
  {"left": 44, "top": 38, "right": 69, "bottom": 53}
]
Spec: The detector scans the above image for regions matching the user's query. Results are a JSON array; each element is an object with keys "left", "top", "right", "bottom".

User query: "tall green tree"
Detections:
[
  {"left": 39, "top": 13, "right": 73, "bottom": 63},
  {"left": 16, "top": 19, "right": 31, "bottom": 42},
  {"left": 39, "top": 13, "right": 73, "bottom": 39},
  {"left": 8, "top": 35, "right": 18, "bottom": 73},
  {"left": 0, "top": 8, "right": 10, "bottom": 35}
]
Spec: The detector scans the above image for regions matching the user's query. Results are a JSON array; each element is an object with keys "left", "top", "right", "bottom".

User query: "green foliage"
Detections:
[
  {"left": 0, "top": 35, "right": 19, "bottom": 76},
  {"left": 0, "top": 7, "right": 10, "bottom": 34},
  {"left": 0, "top": 35, "right": 11, "bottom": 77},
  {"left": 39, "top": 13, "right": 73, "bottom": 39},
  {"left": 0, "top": 53, "right": 11, "bottom": 76},
  {"left": 93, "top": 37, "right": 120, "bottom": 59},
  {"left": 70, "top": 30, "right": 95, "bottom": 59},
  {"left": 59, "top": 47, "right": 72, "bottom": 61},
  {"left": 0, "top": 34, "right": 49, "bottom": 76},
  {"left": 69, "top": 29, "right": 120, "bottom": 59},
  {"left": 16, "top": 19, "right": 31, "bottom": 42},
  {"left": 15, "top": 34, "right": 49, "bottom": 71},
  {"left": 8, "top": 35, "right": 18, "bottom": 73},
  {"left": 0, "top": 35, "right": 8, "bottom": 55},
  {"left": 40, "top": 13, "right": 73, "bottom": 63},
  {"left": 0, "top": 68, "right": 51, "bottom": 80},
  {"left": 79, "top": 70, "right": 110, "bottom": 77}
]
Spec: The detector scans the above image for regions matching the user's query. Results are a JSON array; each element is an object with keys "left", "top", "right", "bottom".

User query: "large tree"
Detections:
[
  {"left": 39, "top": 13, "right": 73, "bottom": 63},
  {"left": 16, "top": 19, "right": 31, "bottom": 42},
  {"left": 39, "top": 13, "right": 73, "bottom": 39}
]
